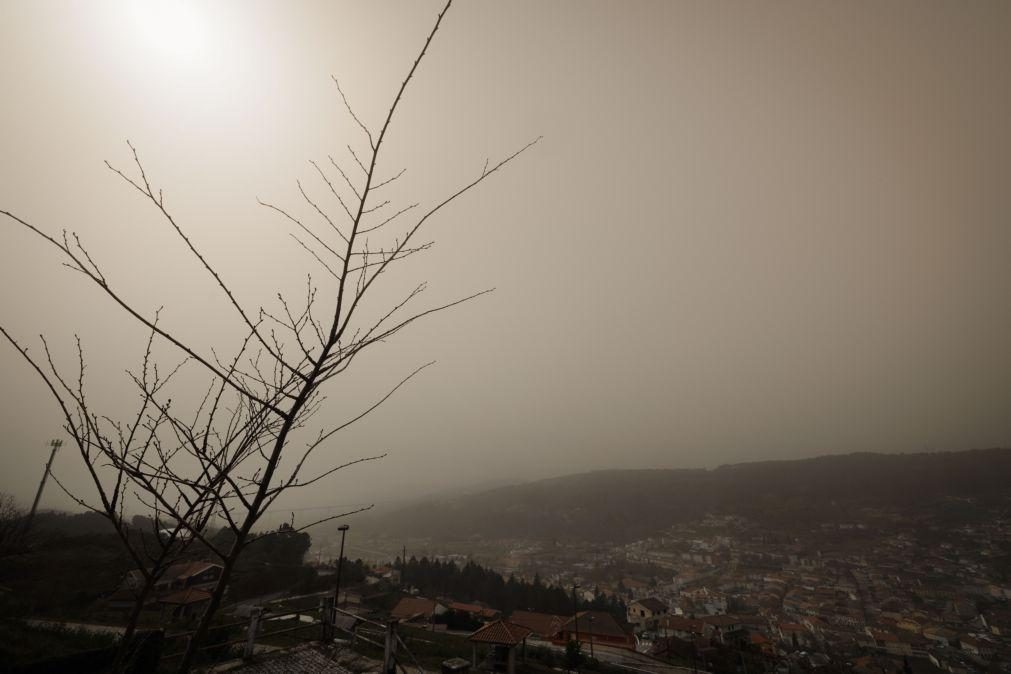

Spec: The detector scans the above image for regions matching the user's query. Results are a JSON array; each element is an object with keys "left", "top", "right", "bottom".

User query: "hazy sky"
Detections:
[{"left": 1, "top": 1, "right": 1009, "bottom": 517}]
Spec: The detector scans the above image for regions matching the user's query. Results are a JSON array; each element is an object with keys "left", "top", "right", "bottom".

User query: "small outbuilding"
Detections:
[
  {"left": 556, "top": 610, "right": 636, "bottom": 650},
  {"left": 467, "top": 620, "right": 532, "bottom": 674}
]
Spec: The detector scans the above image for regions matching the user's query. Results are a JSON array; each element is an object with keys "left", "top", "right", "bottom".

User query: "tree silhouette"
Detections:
[{"left": 0, "top": 1, "right": 536, "bottom": 670}]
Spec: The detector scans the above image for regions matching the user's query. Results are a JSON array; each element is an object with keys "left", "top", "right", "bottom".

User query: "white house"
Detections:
[{"left": 627, "top": 597, "right": 669, "bottom": 629}]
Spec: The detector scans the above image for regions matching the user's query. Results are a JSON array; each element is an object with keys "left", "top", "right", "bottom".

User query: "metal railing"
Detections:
[
  {"left": 158, "top": 598, "right": 327, "bottom": 664},
  {"left": 156, "top": 592, "right": 424, "bottom": 673}
]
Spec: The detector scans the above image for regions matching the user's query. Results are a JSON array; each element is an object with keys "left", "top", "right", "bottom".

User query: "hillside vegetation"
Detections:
[{"left": 365, "top": 448, "right": 1011, "bottom": 542}]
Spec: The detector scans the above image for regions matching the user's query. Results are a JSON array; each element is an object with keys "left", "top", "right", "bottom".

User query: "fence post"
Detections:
[
  {"left": 320, "top": 596, "right": 334, "bottom": 642},
  {"left": 384, "top": 620, "right": 399, "bottom": 674},
  {"left": 244, "top": 607, "right": 261, "bottom": 660}
]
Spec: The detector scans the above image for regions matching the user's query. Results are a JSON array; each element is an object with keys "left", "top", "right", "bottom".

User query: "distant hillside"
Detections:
[{"left": 364, "top": 449, "right": 1011, "bottom": 543}]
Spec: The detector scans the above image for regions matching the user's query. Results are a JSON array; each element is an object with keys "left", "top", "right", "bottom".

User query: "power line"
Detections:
[{"left": 260, "top": 503, "right": 372, "bottom": 513}]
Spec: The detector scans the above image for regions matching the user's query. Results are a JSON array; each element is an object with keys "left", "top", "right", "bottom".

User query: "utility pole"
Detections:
[
  {"left": 24, "top": 439, "right": 61, "bottom": 536},
  {"left": 334, "top": 524, "right": 350, "bottom": 611},
  {"left": 571, "top": 583, "right": 581, "bottom": 672}
]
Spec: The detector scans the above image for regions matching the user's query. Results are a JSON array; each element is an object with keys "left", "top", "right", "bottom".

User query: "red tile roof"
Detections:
[
  {"left": 449, "top": 602, "right": 500, "bottom": 619},
  {"left": 700, "top": 614, "right": 742, "bottom": 628},
  {"left": 779, "top": 622, "right": 807, "bottom": 632},
  {"left": 509, "top": 611, "right": 566, "bottom": 638},
  {"left": 632, "top": 597, "right": 668, "bottom": 613},
  {"left": 161, "top": 560, "right": 220, "bottom": 582},
  {"left": 658, "top": 615, "right": 705, "bottom": 634},
  {"left": 867, "top": 629, "right": 900, "bottom": 643},
  {"left": 450, "top": 602, "right": 484, "bottom": 613},
  {"left": 469, "top": 620, "right": 532, "bottom": 646},
  {"left": 159, "top": 587, "right": 211, "bottom": 605},
  {"left": 391, "top": 596, "right": 441, "bottom": 621},
  {"left": 561, "top": 611, "right": 631, "bottom": 640}
]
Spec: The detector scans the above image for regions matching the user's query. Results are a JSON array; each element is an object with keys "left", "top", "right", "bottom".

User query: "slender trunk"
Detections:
[
  {"left": 172, "top": 6, "right": 455, "bottom": 668},
  {"left": 174, "top": 547, "right": 241, "bottom": 673},
  {"left": 176, "top": 247, "right": 340, "bottom": 669},
  {"left": 112, "top": 578, "right": 156, "bottom": 673}
]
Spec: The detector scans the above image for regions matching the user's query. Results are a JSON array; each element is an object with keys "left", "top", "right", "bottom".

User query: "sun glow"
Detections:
[{"left": 126, "top": 2, "right": 209, "bottom": 67}]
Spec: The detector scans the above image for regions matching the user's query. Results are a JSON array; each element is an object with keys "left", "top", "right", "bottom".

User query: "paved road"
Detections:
[{"left": 534, "top": 639, "right": 707, "bottom": 673}]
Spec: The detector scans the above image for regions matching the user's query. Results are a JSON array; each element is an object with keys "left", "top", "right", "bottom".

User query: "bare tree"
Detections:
[
  {"left": 0, "top": 323, "right": 223, "bottom": 671},
  {"left": 1, "top": 1, "right": 536, "bottom": 670},
  {"left": 0, "top": 493, "right": 28, "bottom": 559}
]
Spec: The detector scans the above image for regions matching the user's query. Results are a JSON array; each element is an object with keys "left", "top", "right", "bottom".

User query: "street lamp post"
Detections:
[
  {"left": 334, "top": 524, "right": 350, "bottom": 614},
  {"left": 571, "top": 583, "right": 581, "bottom": 667},
  {"left": 588, "top": 614, "right": 595, "bottom": 659}
]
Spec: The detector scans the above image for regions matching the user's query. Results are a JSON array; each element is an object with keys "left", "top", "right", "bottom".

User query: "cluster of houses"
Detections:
[
  {"left": 621, "top": 588, "right": 1011, "bottom": 672},
  {"left": 388, "top": 593, "right": 636, "bottom": 672},
  {"left": 106, "top": 560, "right": 222, "bottom": 622},
  {"left": 389, "top": 594, "right": 635, "bottom": 650},
  {"left": 96, "top": 503, "right": 1011, "bottom": 674},
  {"left": 602, "top": 513, "right": 1011, "bottom": 672}
]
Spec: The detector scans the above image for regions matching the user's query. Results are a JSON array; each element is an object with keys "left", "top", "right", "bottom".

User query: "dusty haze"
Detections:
[{"left": 1, "top": 1, "right": 1010, "bottom": 520}]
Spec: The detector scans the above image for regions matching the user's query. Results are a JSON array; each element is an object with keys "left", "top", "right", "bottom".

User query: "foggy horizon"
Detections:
[
  {"left": 2, "top": 0, "right": 1010, "bottom": 519},
  {"left": 3, "top": 4, "right": 1011, "bottom": 672}
]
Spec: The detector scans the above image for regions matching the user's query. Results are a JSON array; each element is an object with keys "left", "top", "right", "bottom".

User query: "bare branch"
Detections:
[
  {"left": 0, "top": 210, "right": 287, "bottom": 418},
  {"left": 332, "top": 76, "right": 374, "bottom": 149},
  {"left": 107, "top": 143, "right": 306, "bottom": 383},
  {"left": 0, "top": 2, "right": 541, "bottom": 669},
  {"left": 371, "top": 167, "right": 406, "bottom": 191},
  {"left": 327, "top": 156, "right": 362, "bottom": 201}
]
